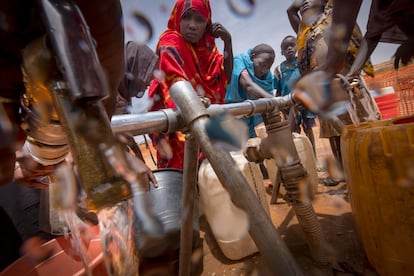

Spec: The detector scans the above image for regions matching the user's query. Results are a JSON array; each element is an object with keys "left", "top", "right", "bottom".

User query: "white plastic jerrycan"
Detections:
[
  {"left": 255, "top": 125, "right": 318, "bottom": 197},
  {"left": 198, "top": 149, "right": 270, "bottom": 260}
]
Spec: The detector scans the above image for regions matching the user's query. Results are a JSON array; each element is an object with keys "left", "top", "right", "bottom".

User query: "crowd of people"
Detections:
[
  {"left": 1, "top": 0, "right": 413, "bottom": 273},
  {"left": 288, "top": 0, "right": 380, "bottom": 185}
]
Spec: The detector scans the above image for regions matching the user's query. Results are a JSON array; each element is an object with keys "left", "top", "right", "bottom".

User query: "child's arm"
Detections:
[
  {"left": 273, "top": 65, "right": 282, "bottom": 97},
  {"left": 239, "top": 70, "right": 274, "bottom": 99},
  {"left": 210, "top": 22, "right": 233, "bottom": 83},
  {"left": 287, "top": 0, "right": 301, "bottom": 34}
]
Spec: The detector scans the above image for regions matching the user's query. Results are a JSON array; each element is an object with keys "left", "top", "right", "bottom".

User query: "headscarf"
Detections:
[
  {"left": 148, "top": 0, "right": 227, "bottom": 111},
  {"left": 118, "top": 41, "right": 158, "bottom": 100}
]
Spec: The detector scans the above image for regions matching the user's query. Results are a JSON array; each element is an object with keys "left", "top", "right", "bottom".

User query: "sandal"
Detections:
[{"left": 322, "top": 177, "right": 340, "bottom": 186}]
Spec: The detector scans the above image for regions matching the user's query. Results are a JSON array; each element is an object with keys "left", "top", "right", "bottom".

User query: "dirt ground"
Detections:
[
  {"left": 198, "top": 128, "right": 376, "bottom": 276},
  {"left": 139, "top": 121, "right": 379, "bottom": 276},
  {"left": 199, "top": 184, "right": 374, "bottom": 276}
]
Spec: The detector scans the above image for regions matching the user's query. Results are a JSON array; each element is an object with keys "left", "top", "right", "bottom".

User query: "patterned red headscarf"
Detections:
[{"left": 148, "top": 0, "right": 227, "bottom": 110}]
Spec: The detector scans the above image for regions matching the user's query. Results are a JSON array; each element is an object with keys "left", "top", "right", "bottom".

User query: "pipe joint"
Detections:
[
  {"left": 244, "top": 144, "right": 266, "bottom": 163},
  {"left": 280, "top": 163, "right": 309, "bottom": 203}
]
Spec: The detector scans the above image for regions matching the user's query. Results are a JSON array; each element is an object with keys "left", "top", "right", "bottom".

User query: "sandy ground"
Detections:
[{"left": 137, "top": 120, "right": 378, "bottom": 275}]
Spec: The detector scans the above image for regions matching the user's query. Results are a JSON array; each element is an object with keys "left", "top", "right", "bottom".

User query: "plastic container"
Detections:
[
  {"left": 341, "top": 115, "right": 414, "bottom": 275},
  {"left": 256, "top": 126, "right": 318, "bottom": 197},
  {"left": 374, "top": 89, "right": 400, "bottom": 119},
  {"left": 198, "top": 150, "right": 269, "bottom": 260}
]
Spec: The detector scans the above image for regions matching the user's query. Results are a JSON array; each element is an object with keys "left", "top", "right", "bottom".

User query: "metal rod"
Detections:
[
  {"left": 179, "top": 134, "right": 199, "bottom": 276},
  {"left": 169, "top": 81, "right": 302, "bottom": 275},
  {"left": 194, "top": 119, "right": 302, "bottom": 275}
]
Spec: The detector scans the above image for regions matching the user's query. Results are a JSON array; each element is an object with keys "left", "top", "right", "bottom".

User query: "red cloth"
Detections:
[{"left": 148, "top": 0, "right": 227, "bottom": 169}]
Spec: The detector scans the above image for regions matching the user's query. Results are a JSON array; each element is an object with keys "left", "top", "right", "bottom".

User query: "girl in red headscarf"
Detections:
[{"left": 148, "top": 0, "right": 233, "bottom": 169}]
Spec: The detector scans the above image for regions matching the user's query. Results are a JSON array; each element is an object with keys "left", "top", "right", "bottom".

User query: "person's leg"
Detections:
[
  {"left": 329, "top": 135, "right": 342, "bottom": 169},
  {"left": 290, "top": 107, "right": 300, "bottom": 133},
  {"left": 304, "top": 127, "right": 316, "bottom": 156},
  {"left": 321, "top": 135, "right": 345, "bottom": 186},
  {"left": 302, "top": 116, "right": 317, "bottom": 156},
  {"left": 318, "top": 119, "right": 344, "bottom": 186}
]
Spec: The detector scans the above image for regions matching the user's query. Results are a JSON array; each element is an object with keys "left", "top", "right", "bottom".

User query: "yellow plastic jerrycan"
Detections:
[{"left": 341, "top": 115, "right": 414, "bottom": 275}]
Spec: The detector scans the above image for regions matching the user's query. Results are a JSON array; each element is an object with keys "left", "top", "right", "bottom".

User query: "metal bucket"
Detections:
[{"left": 134, "top": 168, "right": 200, "bottom": 257}]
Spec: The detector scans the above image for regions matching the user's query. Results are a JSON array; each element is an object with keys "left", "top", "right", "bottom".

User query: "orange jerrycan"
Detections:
[{"left": 341, "top": 115, "right": 414, "bottom": 275}]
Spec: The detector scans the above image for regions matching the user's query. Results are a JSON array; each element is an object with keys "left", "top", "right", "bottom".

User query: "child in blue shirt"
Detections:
[
  {"left": 225, "top": 43, "right": 276, "bottom": 138},
  {"left": 274, "top": 35, "right": 316, "bottom": 155}
]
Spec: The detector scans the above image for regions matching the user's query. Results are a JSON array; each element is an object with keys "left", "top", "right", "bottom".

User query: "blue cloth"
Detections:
[
  {"left": 225, "top": 49, "right": 275, "bottom": 138},
  {"left": 275, "top": 59, "right": 315, "bottom": 120},
  {"left": 274, "top": 60, "right": 301, "bottom": 96}
]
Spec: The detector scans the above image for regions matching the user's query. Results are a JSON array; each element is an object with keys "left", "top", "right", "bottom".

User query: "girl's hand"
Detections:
[{"left": 209, "top": 22, "right": 231, "bottom": 44}]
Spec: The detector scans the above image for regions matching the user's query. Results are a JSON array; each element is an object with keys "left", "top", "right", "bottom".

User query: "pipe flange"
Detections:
[{"left": 245, "top": 99, "right": 256, "bottom": 117}]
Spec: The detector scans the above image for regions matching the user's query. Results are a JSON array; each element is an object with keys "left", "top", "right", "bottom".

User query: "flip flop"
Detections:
[{"left": 322, "top": 177, "right": 340, "bottom": 186}]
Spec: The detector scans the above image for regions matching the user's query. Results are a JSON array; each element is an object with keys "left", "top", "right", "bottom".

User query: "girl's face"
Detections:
[
  {"left": 281, "top": 37, "right": 297, "bottom": 61},
  {"left": 252, "top": 53, "right": 275, "bottom": 79},
  {"left": 180, "top": 10, "right": 208, "bottom": 44}
]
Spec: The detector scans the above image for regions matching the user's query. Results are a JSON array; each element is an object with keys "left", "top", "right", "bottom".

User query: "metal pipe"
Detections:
[
  {"left": 111, "top": 108, "right": 184, "bottom": 136},
  {"left": 260, "top": 111, "right": 331, "bottom": 266},
  {"left": 110, "top": 81, "right": 329, "bottom": 267},
  {"left": 111, "top": 94, "right": 295, "bottom": 135},
  {"left": 169, "top": 81, "right": 302, "bottom": 275},
  {"left": 179, "top": 134, "right": 199, "bottom": 276}
]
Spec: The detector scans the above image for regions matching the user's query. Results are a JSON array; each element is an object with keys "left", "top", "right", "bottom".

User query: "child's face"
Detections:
[
  {"left": 281, "top": 38, "right": 297, "bottom": 61},
  {"left": 252, "top": 53, "right": 275, "bottom": 79},
  {"left": 180, "top": 10, "right": 208, "bottom": 44}
]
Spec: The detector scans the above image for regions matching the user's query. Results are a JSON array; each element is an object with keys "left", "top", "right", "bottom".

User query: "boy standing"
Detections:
[{"left": 274, "top": 35, "right": 316, "bottom": 155}]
